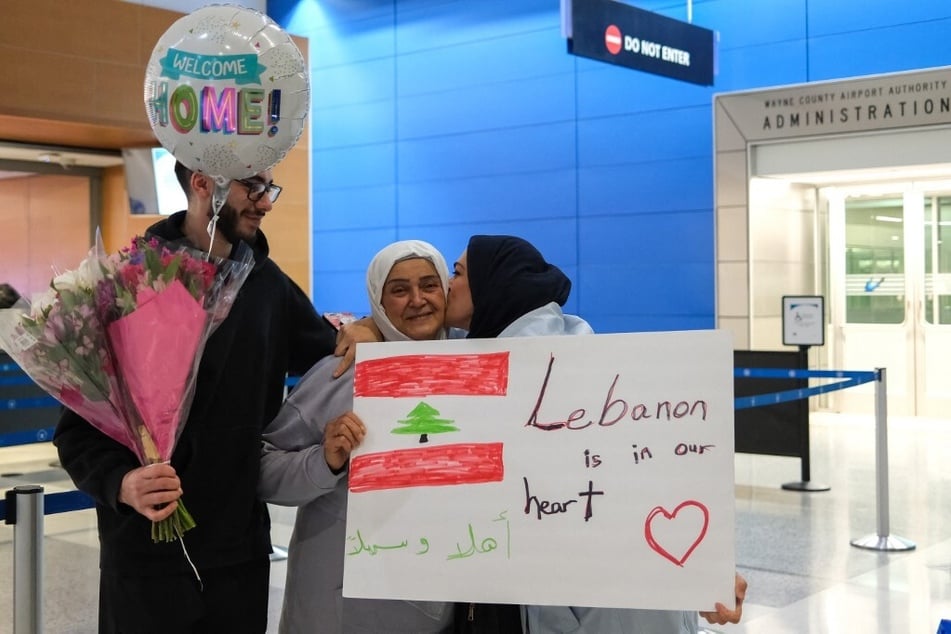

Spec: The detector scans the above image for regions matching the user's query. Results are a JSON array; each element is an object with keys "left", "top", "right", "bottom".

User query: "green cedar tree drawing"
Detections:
[{"left": 391, "top": 401, "right": 458, "bottom": 444}]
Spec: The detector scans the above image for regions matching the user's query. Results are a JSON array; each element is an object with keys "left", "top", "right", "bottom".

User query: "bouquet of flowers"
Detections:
[{"left": 0, "top": 234, "right": 253, "bottom": 543}]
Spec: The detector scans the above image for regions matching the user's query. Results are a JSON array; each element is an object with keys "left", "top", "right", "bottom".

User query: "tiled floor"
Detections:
[{"left": 1, "top": 411, "right": 950, "bottom": 633}]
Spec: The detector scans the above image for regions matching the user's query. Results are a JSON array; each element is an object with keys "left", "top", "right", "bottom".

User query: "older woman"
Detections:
[
  {"left": 259, "top": 240, "right": 454, "bottom": 634},
  {"left": 444, "top": 234, "right": 746, "bottom": 634}
]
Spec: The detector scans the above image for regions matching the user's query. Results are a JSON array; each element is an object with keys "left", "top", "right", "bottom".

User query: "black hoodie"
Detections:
[{"left": 54, "top": 211, "right": 336, "bottom": 575}]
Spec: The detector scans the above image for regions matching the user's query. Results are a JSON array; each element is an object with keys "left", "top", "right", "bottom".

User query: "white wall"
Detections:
[{"left": 748, "top": 178, "right": 819, "bottom": 350}]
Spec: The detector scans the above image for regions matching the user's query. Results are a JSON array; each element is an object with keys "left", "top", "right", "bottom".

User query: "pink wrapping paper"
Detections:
[{"left": 107, "top": 280, "right": 206, "bottom": 461}]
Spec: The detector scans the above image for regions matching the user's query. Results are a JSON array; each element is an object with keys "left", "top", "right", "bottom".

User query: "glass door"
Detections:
[
  {"left": 829, "top": 185, "right": 951, "bottom": 417},
  {"left": 918, "top": 194, "right": 951, "bottom": 417},
  {"left": 831, "top": 192, "right": 915, "bottom": 416}
]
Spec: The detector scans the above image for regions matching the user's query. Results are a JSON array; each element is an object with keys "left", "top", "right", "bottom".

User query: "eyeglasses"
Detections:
[{"left": 235, "top": 179, "right": 283, "bottom": 203}]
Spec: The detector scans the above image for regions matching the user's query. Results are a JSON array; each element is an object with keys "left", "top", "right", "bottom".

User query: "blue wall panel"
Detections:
[
  {"left": 413, "top": 218, "right": 578, "bottom": 270},
  {"left": 575, "top": 65, "right": 711, "bottom": 119},
  {"left": 305, "top": 18, "right": 397, "bottom": 69},
  {"left": 309, "top": 270, "right": 374, "bottom": 315},
  {"left": 808, "top": 20, "right": 951, "bottom": 80},
  {"left": 311, "top": 59, "right": 395, "bottom": 109},
  {"left": 712, "top": 41, "right": 809, "bottom": 91},
  {"left": 695, "top": 0, "right": 806, "bottom": 48},
  {"left": 579, "top": 263, "right": 714, "bottom": 319},
  {"left": 578, "top": 157, "right": 713, "bottom": 217},
  {"left": 271, "top": 1, "right": 396, "bottom": 67},
  {"left": 312, "top": 101, "right": 395, "bottom": 149},
  {"left": 396, "top": 74, "right": 575, "bottom": 139},
  {"left": 580, "top": 214, "right": 713, "bottom": 267},
  {"left": 314, "top": 228, "right": 399, "bottom": 274},
  {"left": 313, "top": 144, "right": 395, "bottom": 190},
  {"left": 313, "top": 185, "right": 396, "bottom": 232},
  {"left": 274, "top": 0, "right": 951, "bottom": 334},
  {"left": 397, "top": 123, "right": 576, "bottom": 182},
  {"left": 394, "top": 0, "right": 556, "bottom": 52},
  {"left": 398, "top": 170, "right": 576, "bottom": 226},
  {"left": 577, "top": 108, "right": 710, "bottom": 167},
  {"left": 396, "top": 29, "right": 571, "bottom": 97},
  {"left": 807, "top": 1, "right": 951, "bottom": 36}
]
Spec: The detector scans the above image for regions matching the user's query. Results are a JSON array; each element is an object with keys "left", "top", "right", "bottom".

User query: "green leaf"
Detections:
[{"left": 163, "top": 255, "right": 182, "bottom": 283}]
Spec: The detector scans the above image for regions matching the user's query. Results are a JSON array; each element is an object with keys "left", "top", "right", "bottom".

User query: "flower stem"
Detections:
[
  {"left": 139, "top": 427, "right": 196, "bottom": 543},
  {"left": 151, "top": 499, "right": 196, "bottom": 543}
]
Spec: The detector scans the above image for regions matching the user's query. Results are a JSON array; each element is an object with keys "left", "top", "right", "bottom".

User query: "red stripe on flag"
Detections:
[
  {"left": 349, "top": 442, "right": 504, "bottom": 493},
  {"left": 353, "top": 352, "right": 509, "bottom": 397}
]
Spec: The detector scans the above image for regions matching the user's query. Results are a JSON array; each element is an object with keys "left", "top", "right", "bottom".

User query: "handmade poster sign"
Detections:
[{"left": 343, "top": 329, "right": 735, "bottom": 611}]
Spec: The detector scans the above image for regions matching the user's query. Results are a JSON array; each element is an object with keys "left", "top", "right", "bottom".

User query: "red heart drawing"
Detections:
[{"left": 644, "top": 500, "right": 710, "bottom": 567}]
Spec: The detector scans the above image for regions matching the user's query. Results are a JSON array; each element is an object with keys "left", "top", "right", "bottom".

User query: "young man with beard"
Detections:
[{"left": 54, "top": 161, "right": 348, "bottom": 633}]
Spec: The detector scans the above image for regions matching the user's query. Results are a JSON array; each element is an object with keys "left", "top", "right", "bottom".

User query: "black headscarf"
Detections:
[{"left": 466, "top": 235, "right": 571, "bottom": 339}]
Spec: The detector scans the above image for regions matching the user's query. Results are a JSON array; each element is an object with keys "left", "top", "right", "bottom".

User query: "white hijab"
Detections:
[{"left": 365, "top": 240, "right": 450, "bottom": 342}]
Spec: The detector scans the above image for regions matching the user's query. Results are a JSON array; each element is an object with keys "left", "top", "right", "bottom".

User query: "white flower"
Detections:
[
  {"left": 53, "top": 268, "right": 83, "bottom": 292},
  {"left": 30, "top": 287, "right": 58, "bottom": 315},
  {"left": 51, "top": 256, "right": 100, "bottom": 294},
  {"left": 76, "top": 253, "right": 104, "bottom": 286}
]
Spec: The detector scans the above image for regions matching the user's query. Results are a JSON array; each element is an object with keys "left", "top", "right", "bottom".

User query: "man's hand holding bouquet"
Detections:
[{"left": 0, "top": 234, "right": 253, "bottom": 545}]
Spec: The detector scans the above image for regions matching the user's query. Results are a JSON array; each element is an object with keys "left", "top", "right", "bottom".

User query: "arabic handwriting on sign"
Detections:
[
  {"left": 346, "top": 512, "right": 511, "bottom": 560},
  {"left": 448, "top": 522, "right": 498, "bottom": 560},
  {"left": 493, "top": 510, "right": 512, "bottom": 559},
  {"left": 346, "top": 529, "right": 409, "bottom": 556}
]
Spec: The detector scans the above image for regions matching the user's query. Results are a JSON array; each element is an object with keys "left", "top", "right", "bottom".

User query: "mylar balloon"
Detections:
[{"left": 144, "top": 4, "right": 309, "bottom": 180}]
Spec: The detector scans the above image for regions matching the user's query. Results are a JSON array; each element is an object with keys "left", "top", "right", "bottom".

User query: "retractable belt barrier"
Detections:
[
  {"left": 734, "top": 368, "right": 878, "bottom": 409},
  {"left": 1, "top": 357, "right": 61, "bottom": 448},
  {"left": 0, "top": 367, "right": 893, "bottom": 522}
]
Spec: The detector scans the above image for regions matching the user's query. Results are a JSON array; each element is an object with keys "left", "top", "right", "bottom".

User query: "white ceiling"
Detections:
[
  {"left": 0, "top": 143, "right": 125, "bottom": 179},
  {"left": 752, "top": 127, "right": 951, "bottom": 188},
  {"left": 0, "top": 144, "right": 123, "bottom": 168},
  {"left": 758, "top": 164, "right": 951, "bottom": 188}
]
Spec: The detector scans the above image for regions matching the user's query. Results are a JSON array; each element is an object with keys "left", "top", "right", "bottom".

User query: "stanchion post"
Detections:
[
  {"left": 781, "top": 345, "right": 829, "bottom": 492},
  {"left": 8, "top": 484, "right": 44, "bottom": 633},
  {"left": 850, "top": 368, "right": 915, "bottom": 552}
]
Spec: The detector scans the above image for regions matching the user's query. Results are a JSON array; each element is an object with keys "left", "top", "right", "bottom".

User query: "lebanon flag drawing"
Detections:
[{"left": 349, "top": 351, "right": 509, "bottom": 493}]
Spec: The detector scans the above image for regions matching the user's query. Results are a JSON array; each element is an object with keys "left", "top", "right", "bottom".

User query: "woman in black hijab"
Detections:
[
  {"left": 445, "top": 235, "right": 589, "bottom": 633},
  {"left": 446, "top": 235, "right": 587, "bottom": 340},
  {"left": 444, "top": 234, "right": 746, "bottom": 634}
]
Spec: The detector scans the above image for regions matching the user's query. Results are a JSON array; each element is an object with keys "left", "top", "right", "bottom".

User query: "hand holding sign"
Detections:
[{"left": 144, "top": 4, "right": 309, "bottom": 180}]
